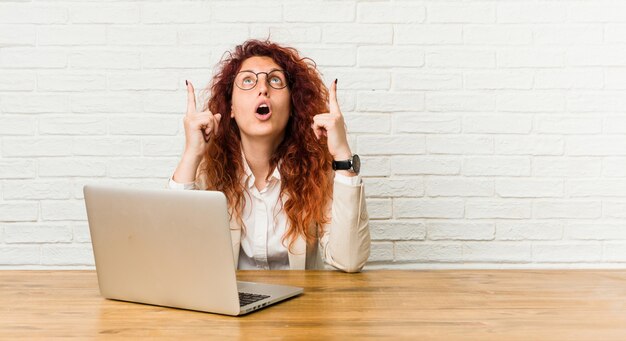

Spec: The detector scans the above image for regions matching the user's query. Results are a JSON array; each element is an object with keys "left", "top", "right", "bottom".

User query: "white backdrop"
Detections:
[{"left": 1, "top": 0, "right": 626, "bottom": 269}]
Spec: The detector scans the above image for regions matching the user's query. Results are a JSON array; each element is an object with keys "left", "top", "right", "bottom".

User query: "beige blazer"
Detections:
[{"left": 168, "top": 174, "right": 370, "bottom": 273}]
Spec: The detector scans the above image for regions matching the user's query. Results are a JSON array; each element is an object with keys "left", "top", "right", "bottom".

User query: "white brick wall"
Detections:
[{"left": 1, "top": 0, "right": 626, "bottom": 270}]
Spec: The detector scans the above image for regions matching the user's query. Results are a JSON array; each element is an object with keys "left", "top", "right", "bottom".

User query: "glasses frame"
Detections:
[{"left": 233, "top": 70, "right": 289, "bottom": 91}]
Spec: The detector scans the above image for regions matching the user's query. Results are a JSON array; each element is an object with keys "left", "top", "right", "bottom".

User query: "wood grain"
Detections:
[{"left": 1, "top": 270, "right": 625, "bottom": 340}]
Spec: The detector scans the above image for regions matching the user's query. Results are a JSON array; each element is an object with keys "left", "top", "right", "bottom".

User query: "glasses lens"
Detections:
[
  {"left": 235, "top": 71, "right": 257, "bottom": 90},
  {"left": 267, "top": 70, "right": 287, "bottom": 89}
]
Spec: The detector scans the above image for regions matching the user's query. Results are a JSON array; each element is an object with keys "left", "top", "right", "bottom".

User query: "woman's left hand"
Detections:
[{"left": 312, "top": 79, "right": 353, "bottom": 161}]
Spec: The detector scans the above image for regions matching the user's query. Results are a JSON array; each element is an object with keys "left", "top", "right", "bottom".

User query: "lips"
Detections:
[{"left": 254, "top": 101, "right": 272, "bottom": 121}]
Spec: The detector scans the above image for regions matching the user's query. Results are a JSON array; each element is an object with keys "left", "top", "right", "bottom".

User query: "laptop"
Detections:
[{"left": 83, "top": 184, "right": 303, "bottom": 316}]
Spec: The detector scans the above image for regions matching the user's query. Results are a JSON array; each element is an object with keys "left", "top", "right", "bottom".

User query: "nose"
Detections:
[{"left": 256, "top": 73, "right": 269, "bottom": 97}]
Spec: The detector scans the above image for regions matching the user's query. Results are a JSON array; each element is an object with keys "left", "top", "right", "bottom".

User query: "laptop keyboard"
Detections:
[{"left": 238, "top": 292, "right": 270, "bottom": 307}]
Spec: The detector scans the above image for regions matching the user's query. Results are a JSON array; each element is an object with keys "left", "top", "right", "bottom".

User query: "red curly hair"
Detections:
[{"left": 197, "top": 39, "right": 334, "bottom": 250}]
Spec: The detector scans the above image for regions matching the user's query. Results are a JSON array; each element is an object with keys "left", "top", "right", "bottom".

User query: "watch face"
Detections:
[{"left": 352, "top": 154, "right": 360, "bottom": 174}]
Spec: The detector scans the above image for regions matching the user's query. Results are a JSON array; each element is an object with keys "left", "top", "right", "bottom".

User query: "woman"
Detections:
[{"left": 168, "top": 39, "right": 369, "bottom": 273}]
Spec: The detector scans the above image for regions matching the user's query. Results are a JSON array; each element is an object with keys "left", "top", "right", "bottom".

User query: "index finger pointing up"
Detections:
[
  {"left": 186, "top": 80, "right": 197, "bottom": 114},
  {"left": 329, "top": 78, "right": 341, "bottom": 115}
]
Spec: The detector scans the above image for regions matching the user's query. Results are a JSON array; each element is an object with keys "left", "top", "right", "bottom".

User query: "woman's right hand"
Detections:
[{"left": 183, "top": 80, "right": 222, "bottom": 158}]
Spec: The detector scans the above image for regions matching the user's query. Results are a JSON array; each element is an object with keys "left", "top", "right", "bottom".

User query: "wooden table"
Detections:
[{"left": 1, "top": 270, "right": 625, "bottom": 340}]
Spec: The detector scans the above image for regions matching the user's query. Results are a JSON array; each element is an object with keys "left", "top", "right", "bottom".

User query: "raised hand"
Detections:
[
  {"left": 182, "top": 80, "right": 222, "bottom": 158},
  {"left": 312, "top": 79, "right": 352, "bottom": 161}
]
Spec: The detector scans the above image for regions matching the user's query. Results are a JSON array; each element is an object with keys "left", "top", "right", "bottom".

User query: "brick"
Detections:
[
  {"left": 497, "top": 3, "right": 566, "bottom": 23},
  {"left": 565, "top": 223, "right": 626, "bottom": 240},
  {"left": 427, "top": 221, "right": 494, "bottom": 241},
  {"left": 427, "top": 135, "right": 493, "bottom": 154},
  {"left": 74, "top": 178, "right": 170, "bottom": 200},
  {"left": 213, "top": 2, "right": 281, "bottom": 23},
  {"left": 368, "top": 242, "right": 394, "bottom": 262},
  {"left": 567, "top": 47, "right": 626, "bottom": 67},
  {"left": 250, "top": 25, "right": 321, "bottom": 44},
  {"left": 465, "top": 199, "right": 532, "bottom": 219},
  {"left": 604, "top": 201, "right": 626, "bottom": 219},
  {"left": 0, "top": 5, "right": 67, "bottom": 24},
  {"left": 285, "top": 3, "right": 354, "bottom": 23},
  {"left": 143, "top": 92, "right": 186, "bottom": 113},
  {"left": 356, "top": 91, "right": 424, "bottom": 112},
  {"left": 0, "top": 116, "right": 36, "bottom": 135},
  {"left": 535, "top": 115, "right": 601, "bottom": 134},
  {"left": 362, "top": 178, "right": 424, "bottom": 198},
  {"left": 72, "top": 222, "right": 91, "bottom": 243},
  {"left": 179, "top": 25, "right": 249, "bottom": 45},
  {"left": 369, "top": 221, "right": 426, "bottom": 241},
  {"left": 498, "top": 48, "right": 564, "bottom": 67},
  {"left": 535, "top": 25, "right": 603, "bottom": 45},
  {"left": 463, "top": 242, "right": 531, "bottom": 262},
  {"left": 605, "top": 69, "right": 626, "bottom": 89},
  {"left": 464, "top": 115, "right": 532, "bottom": 134},
  {"left": 0, "top": 159, "right": 36, "bottom": 179},
  {"left": 359, "top": 157, "right": 389, "bottom": 177},
  {"left": 497, "top": 91, "right": 565, "bottom": 112},
  {"left": 395, "top": 242, "right": 463, "bottom": 262},
  {"left": 357, "top": 135, "right": 425, "bottom": 155},
  {"left": 425, "top": 177, "right": 493, "bottom": 197},
  {"left": 38, "top": 72, "right": 106, "bottom": 92},
  {"left": 0, "top": 71, "right": 36, "bottom": 91},
  {"left": 426, "top": 92, "right": 495, "bottom": 112},
  {"left": 357, "top": 3, "right": 425, "bottom": 23},
  {"left": 39, "top": 115, "right": 107, "bottom": 135},
  {"left": 4, "top": 224, "right": 72, "bottom": 243},
  {"left": 392, "top": 156, "right": 461, "bottom": 175},
  {"left": 535, "top": 69, "right": 603, "bottom": 89},
  {"left": 109, "top": 25, "right": 177, "bottom": 46},
  {"left": 323, "top": 24, "right": 392, "bottom": 44},
  {"left": 532, "top": 243, "right": 602, "bottom": 262},
  {"left": 495, "top": 136, "right": 564, "bottom": 155},
  {"left": 3, "top": 137, "right": 73, "bottom": 157},
  {"left": 0, "top": 48, "right": 66, "bottom": 68},
  {"left": 566, "top": 136, "right": 626, "bottom": 156},
  {"left": 142, "top": 47, "right": 215, "bottom": 69},
  {"left": 1, "top": 94, "right": 68, "bottom": 114},
  {"left": 108, "top": 71, "right": 179, "bottom": 91},
  {"left": 0, "top": 246, "right": 40, "bottom": 265},
  {"left": 569, "top": 179, "right": 626, "bottom": 197},
  {"left": 344, "top": 114, "right": 390, "bottom": 134},
  {"left": 496, "top": 179, "right": 564, "bottom": 198},
  {"left": 533, "top": 201, "right": 601, "bottom": 219},
  {"left": 365, "top": 198, "right": 392, "bottom": 219},
  {"left": 73, "top": 138, "right": 141, "bottom": 156},
  {"left": 41, "top": 245, "right": 94, "bottom": 265},
  {"left": 3, "top": 180, "right": 72, "bottom": 200},
  {"left": 70, "top": 4, "right": 139, "bottom": 24},
  {"left": 464, "top": 70, "right": 533, "bottom": 90},
  {"left": 107, "top": 157, "right": 179, "bottom": 178},
  {"left": 142, "top": 2, "right": 211, "bottom": 24},
  {"left": 567, "top": 91, "right": 626, "bottom": 112},
  {"left": 395, "top": 198, "right": 464, "bottom": 219},
  {"left": 41, "top": 200, "right": 87, "bottom": 221},
  {"left": 71, "top": 94, "right": 142, "bottom": 113},
  {"left": 463, "top": 157, "right": 531, "bottom": 176},
  {"left": 464, "top": 25, "right": 532, "bottom": 45},
  {"left": 38, "top": 25, "right": 106, "bottom": 45},
  {"left": 496, "top": 221, "right": 563, "bottom": 241},
  {"left": 533, "top": 157, "right": 601, "bottom": 177},
  {"left": 142, "top": 137, "right": 185, "bottom": 156},
  {"left": 569, "top": 4, "right": 626, "bottom": 22},
  {"left": 606, "top": 24, "right": 626, "bottom": 43},
  {"left": 604, "top": 158, "right": 626, "bottom": 177},
  {"left": 39, "top": 158, "right": 106, "bottom": 177},
  {"left": 0, "top": 25, "right": 36, "bottom": 46},
  {"left": 394, "top": 114, "right": 461, "bottom": 134},
  {"left": 428, "top": 4, "right": 495, "bottom": 23},
  {"left": 108, "top": 115, "right": 179, "bottom": 135},
  {"left": 0, "top": 202, "right": 39, "bottom": 222},
  {"left": 70, "top": 50, "right": 140, "bottom": 69},
  {"left": 427, "top": 49, "right": 495, "bottom": 68},
  {"left": 604, "top": 242, "right": 626, "bottom": 262},
  {"left": 358, "top": 46, "right": 424, "bottom": 67},
  {"left": 394, "top": 71, "right": 462, "bottom": 90},
  {"left": 298, "top": 47, "right": 356, "bottom": 67},
  {"left": 395, "top": 24, "right": 462, "bottom": 44}
]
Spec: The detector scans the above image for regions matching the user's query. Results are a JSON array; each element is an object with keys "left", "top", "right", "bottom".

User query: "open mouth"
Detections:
[{"left": 256, "top": 104, "right": 270, "bottom": 115}]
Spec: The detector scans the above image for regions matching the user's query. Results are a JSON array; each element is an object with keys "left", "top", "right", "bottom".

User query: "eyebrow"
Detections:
[{"left": 239, "top": 68, "right": 283, "bottom": 73}]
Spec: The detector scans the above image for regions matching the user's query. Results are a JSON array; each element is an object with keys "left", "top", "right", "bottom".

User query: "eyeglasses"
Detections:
[{"left": 234, "top": 70, "right": 289, "bottom": 90}]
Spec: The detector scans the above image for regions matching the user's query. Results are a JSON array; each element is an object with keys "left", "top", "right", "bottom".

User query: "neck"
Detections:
[{"left": 240, "top": 133, "right": 284, "bottom": 180}]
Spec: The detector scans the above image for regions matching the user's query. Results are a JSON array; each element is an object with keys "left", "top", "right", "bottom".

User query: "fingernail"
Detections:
[
  {"left": 334, "top": 78, "right": 338, "bottom": 85},
  {"left": 185, "top": 80, "right": 188, "bottom": 86}
]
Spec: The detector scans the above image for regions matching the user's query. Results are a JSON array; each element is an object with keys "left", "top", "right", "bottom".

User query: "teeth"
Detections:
[{"left": 259, "top": 104, "right": 268, "bottom": 108}]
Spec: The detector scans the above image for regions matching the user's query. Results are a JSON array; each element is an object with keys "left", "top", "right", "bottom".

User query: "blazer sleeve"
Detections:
[{"left": 318, "top": 177, "right": 371, "bottom": 273}]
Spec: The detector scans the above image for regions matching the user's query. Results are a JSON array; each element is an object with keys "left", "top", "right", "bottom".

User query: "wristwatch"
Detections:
[{"left": 332, "top": 154, "right": 360, "bottom": 175}]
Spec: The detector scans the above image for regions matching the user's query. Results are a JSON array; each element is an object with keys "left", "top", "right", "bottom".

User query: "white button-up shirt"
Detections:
[{"left": 168, "top": 156, "right": 360, "bottom": 270}]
